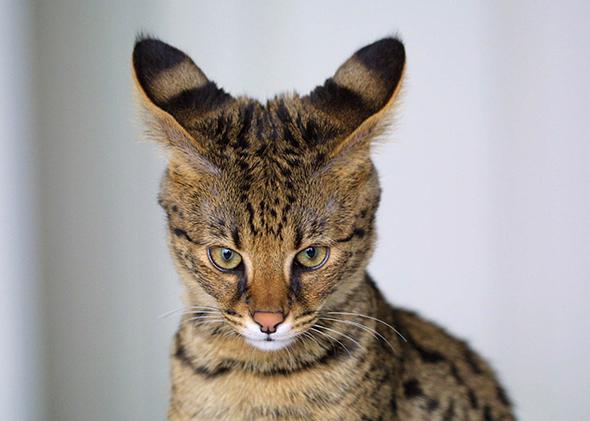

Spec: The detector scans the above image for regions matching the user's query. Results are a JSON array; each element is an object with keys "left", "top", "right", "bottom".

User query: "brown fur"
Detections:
[{"left": 132, "top": 36, "right": 514, "bottom": 420}]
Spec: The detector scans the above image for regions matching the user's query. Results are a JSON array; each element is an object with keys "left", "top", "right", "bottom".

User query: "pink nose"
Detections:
[{"left": 253, "top": 311, "right": 285, "bottom": 334}]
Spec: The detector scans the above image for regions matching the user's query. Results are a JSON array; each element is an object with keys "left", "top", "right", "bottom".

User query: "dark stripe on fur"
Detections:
[
  {"left": 174, "top": 332, "right": 231, "bottom": 378},
  {"left": 162, "top": 83, "right": 232, "bottom": 114}
]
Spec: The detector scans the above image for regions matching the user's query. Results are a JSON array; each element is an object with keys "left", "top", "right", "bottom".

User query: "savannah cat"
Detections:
[{"left": 132, "top": 35, "right": 514, "bottom": 420}]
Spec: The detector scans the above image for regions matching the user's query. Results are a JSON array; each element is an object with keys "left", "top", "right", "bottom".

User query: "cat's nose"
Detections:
[{"left": 252, "top": 311, "right": 284, "bottom": 334}]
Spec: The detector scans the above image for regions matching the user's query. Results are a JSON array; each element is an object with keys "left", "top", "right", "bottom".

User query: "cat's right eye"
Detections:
[
  {"left": 208, "top": 246, "right": 243, "bottom": 271},
  {"left": 295, "top": 246, "right": 329, "bottom": 270}
]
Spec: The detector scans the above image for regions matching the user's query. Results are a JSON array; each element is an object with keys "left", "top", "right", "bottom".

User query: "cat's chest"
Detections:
[{"left": 170, "top": 359, "right": 354, "bottom": 420}]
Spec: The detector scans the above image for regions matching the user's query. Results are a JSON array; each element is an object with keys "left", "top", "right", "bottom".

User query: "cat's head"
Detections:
[{"left": 132, "top": 36, "right": 405, "bottom": 351}]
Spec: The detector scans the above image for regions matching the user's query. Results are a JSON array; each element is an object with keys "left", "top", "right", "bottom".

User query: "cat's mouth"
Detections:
[
  {"left": 245, "top": 336, "right": 295, "bottom": 351},
  {"left": 240, "top": 317, "right": 297, "bottom": 351}
]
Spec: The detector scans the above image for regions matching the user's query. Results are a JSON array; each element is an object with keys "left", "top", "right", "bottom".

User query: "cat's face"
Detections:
[{"left": 133, "top": 36, "right": 405, "bottom": 350}]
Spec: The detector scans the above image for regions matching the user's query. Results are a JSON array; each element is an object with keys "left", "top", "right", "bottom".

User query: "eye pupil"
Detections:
[
  {"left": 305, "top": 247, "right": 316, "bottom": 259},
  {"left": 221, "top": 249, "right": 233, "bottom": 261}
]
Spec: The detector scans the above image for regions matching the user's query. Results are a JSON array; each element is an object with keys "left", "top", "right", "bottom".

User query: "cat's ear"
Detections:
[
  {"left": 132, "top": 36, "right": 233, "bottom": 165},
  {"left": 304, "top": 37, "right": 405, "bottom": 158}
]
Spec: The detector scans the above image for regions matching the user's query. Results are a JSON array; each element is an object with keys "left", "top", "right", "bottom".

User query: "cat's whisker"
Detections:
[
  {"left": 188, "top": 305, "right": 221, "bottom": 311},
  {"left": 314, "top": 323, "right": 364, "bottom": 352},
  {"left": 319, "top": 316, "right": 398, "bottom": 355},
  {"left": 158, "top": 306, "right": 185, "bottom": 319},
  {"left": 282, "top": 340, "right": 296, "bottom": 361},
  {"left": 182, "top": 310, "right": 221, "bottom": 316},
  {"left": 182, "top": 313, "right": 226, "bottom": 328},
  {"left": 293, "top": 334, "right": 306, "bottom": 350},
  {"left": 187, "top": 315, "right": 226, "bottom": 323},
  {"left": 178, "top": 312, "right": 221, "bottom": 321},
  {"left": 309, "top": 326, "right": 352, "bottom": 357},
  {"left": 159, "top": 305, "right": 222, "bottom": 320},
  {"left": 188, "top": 319, "right": 226, "bottom": 328},
  {"left": 325, "top": 311, "right": 407, "bottom": 342},
  {"left": 301, "top": 330, "right": 324, "bottom": 351},
  {"left": 215, "top": 329, "right": 236, "bottom": 341}
]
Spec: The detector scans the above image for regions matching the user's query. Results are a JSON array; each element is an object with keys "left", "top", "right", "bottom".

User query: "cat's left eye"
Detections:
[
  {"left": 295, "top": 246, "right": 329, "bottom": 269},
  {"left": 208, "top": 246, "right": 242, "bottom": 271}
]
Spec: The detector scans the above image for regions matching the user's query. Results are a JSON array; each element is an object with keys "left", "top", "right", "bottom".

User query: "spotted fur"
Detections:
[{"left": 132, "top": 35, "right": 514, "bottom": 420}]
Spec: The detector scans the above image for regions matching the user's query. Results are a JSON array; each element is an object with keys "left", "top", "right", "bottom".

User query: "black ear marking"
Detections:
[
  {"left": 307, "top": 79, "right": 367, "bottom": 118},
  {"left": 162, "top": 82, "right": 232, "bottom": 115},
  {"left": 305, "top": 37, "right": 405, "bottom": 137},
  {"left": 133, "top": 37, "right": 192, "bottom": 90},
  {"left": 304, "top": 37, "right": 406, "bottom": 160},
  {"left": 132, "top": 36, "right": 233, "bottom": 116},
  {"left": 353, "top": 37, "right": 405, "bottom": 89}
]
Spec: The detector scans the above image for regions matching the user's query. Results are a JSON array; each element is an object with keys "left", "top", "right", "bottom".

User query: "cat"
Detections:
[{"left": 132, "top": 35, "right": 514, "bottom": 420}]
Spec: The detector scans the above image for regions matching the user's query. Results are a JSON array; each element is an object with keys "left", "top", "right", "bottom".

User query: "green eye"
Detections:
[
  {"left": 295, "top": 246, "right": 329, "bottom": 269},
  {"left": 208, "top": 247, "right": 242, "bottom": 271}
]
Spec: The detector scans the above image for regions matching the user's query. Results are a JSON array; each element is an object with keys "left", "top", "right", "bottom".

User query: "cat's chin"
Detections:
[{"left": 245, "top": 337, "right": 294, "bottom": 352}]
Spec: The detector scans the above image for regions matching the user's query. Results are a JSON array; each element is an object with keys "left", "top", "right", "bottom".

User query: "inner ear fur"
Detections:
[{"left": 304, "top": 37, "right": 406, "bottom": 158}]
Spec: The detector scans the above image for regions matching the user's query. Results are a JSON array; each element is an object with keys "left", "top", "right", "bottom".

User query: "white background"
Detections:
[{"left": 1, "top": 1, "right": 589, "bottom": 420}]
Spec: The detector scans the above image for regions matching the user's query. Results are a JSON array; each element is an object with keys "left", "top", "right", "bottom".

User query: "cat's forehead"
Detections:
[
  {"left": 183, "top": 96, "right": 344, "bottom": 169},
  {"left": 165, "top": 100, "right": 345, "bottom": 241}
]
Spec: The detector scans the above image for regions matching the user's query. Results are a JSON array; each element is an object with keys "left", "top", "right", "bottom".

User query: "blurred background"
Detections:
[{"left": 2, "top": 0, "right": 589, "bottom": 420}]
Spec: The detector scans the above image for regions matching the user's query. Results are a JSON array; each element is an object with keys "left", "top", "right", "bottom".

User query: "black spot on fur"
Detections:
[
  {"left": 468, "top": 388, "right": 479, "bottom": 409},
  {"left": 172, "top": 227, "right": 197, "bottom": 244},
  {"left": 335, "top": 227, "right": 363, "bottom": 243},
  {"left": 464, "top": 349, "right": 484, "bottom": 374},
  {"left": 237, "top": 159, "right": 249, "bottom": 172},
  {"left": 390, "top": 396, "right": 398, "bottom": 415},
  {"left": 353, "top": 228, "right": 366, "bottom": 238},
  {"left": 426, "top": 398, "right": 440, "bottom": 412},
  {"left": 450, "top": 363, "right": 465, "bottom": 386},
  {"left": 416, "top": 346, "right": 445, "bottom": 363},
  {"left": 403, "top": 379, "right": 423, "bottom": 398},
  {"left": 404, "top": 332, "right": 446, "bottom": 363},
  {"left": 483, "top": 405, "right": 493, "bottom": 421},
  {"left": 442, "top": 400, "right": 455, "bottom": 421}
]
